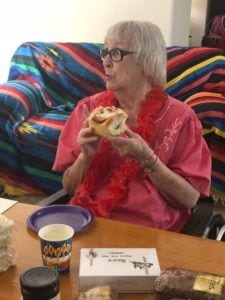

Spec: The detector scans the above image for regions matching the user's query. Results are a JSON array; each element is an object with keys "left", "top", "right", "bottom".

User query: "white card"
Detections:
[{"left": 0, "top": 197, "right": 18, "bottom": 214}]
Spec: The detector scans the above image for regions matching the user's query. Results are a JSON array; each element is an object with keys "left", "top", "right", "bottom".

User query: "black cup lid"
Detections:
[{"left": 20, "top": 266, "right": 59, "bottom": 296}]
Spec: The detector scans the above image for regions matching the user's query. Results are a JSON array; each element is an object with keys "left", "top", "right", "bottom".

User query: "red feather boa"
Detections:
[{"left": 70, "top": 87, "right": 166, "bottom": 217}]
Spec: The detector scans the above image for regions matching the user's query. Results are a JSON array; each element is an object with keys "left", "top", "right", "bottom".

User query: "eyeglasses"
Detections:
[{"left": 100, "top": 48, "right": 137, "bottom": 62}]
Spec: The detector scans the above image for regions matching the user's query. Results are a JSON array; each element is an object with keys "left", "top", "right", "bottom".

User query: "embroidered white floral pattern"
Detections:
[{"left": 155, "top": 117, "right": 182, "bottom": 153}]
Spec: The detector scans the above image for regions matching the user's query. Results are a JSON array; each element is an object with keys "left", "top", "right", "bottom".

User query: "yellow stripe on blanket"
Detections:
[
  {"left": 203, "top": 127, "right": 225, "bottom": 138},
  {"left": 166, "top": 55, "right": 225, "bottom": 89},
  {"left": 0, "top": 179, "right": 44, "bottom": 196}
]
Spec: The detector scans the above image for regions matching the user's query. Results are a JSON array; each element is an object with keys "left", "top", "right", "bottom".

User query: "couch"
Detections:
[{"left": 0, "top": 42, "right": 224, "bottom": 204}]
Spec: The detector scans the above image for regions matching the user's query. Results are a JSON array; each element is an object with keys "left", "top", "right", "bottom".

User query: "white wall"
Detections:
[
  {"left": 1, "top": 0, "right": 192, "bottom": 83},
  {"left": 189, "top": 0, "right": 208, "bottom": 46}
]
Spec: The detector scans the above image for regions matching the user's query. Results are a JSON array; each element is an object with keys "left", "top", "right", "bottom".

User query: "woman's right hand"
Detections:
[
  {"left": 77, "top": 105, "right": 101, "bottom": 161},
  {"left": 62, "top": 104, "right": 101, "bottom": 195}
]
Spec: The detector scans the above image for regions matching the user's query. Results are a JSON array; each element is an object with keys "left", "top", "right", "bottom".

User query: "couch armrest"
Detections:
[
  {"left": 9, "top": 41, "right": 105, "bottom": 108},
  {"left": 0, "top": 80, "right": 46, "bottom": 142},
  {"left": 0, "top": 80, "right": 45, "bottom": 118}
]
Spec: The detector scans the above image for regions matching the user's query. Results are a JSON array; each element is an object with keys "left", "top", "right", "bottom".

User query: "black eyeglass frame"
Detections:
[{"left": 100, "top": 48, "right": 137, "bottom": 62}]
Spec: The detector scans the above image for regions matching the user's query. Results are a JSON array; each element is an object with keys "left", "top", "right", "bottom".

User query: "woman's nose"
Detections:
[
  {"left": 103, "top": 61, "right": 112, "bottom": 68},
  {"left": 102, "top": 55, "right": 113, "bottom": 68}
]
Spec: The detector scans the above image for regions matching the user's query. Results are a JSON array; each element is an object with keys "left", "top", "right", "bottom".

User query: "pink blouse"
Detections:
[{"left": 53, "top": 92, "right": 211, "bottom": 232}]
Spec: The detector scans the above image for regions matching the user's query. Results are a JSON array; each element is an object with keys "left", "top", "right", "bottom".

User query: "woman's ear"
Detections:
[{"left": 143, "top": 68, "right": 153, "bottom": 84}]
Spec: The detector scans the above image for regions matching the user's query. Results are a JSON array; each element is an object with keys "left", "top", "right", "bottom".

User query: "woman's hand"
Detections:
[
  {"left": 77, "top": 105, "right": 101, "bottom": 161},
  {"left": 107, "top": 128, "right": 154, "bottom": 163},
  {"left": 108, "top": 128, "right": 200, "bottom": 209},
  {"left": 62, "top": 104, "right": 101, "bottom": 195}
]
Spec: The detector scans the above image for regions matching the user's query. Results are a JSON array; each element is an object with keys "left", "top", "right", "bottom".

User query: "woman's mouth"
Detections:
[{"left": 105, "top": 74, "right": 113, "bottom": 80}]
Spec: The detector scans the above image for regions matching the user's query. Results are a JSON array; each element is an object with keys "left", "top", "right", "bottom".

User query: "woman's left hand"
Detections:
[{"left": 107, "top": 128, "right": 154, "bottom": 163}]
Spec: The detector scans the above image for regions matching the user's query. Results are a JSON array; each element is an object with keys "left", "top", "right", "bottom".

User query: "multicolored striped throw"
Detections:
[
  {"left": 0, "top": 43, "right": 224, "bottom": 204},
  {"left": 166, "top": 46, "right": 225, "bottom": 203},
  {"left": 0, "top": 42, "right": 105, "bottom": 195}
]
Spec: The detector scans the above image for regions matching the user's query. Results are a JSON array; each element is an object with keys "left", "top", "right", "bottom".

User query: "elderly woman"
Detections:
[{"left": 53, "top": 20, "right": 211, "bottom": 232}]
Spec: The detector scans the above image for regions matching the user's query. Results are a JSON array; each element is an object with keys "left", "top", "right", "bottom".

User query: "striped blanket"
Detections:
[
  {"left": 0, "top": 43, "right": 224, "bottom": 203},
  {"left": 166, "top": 47, "right": 225, "bottom": 202},
  {"left": 0, "top": 42, "right": 105, "bottom": 195}
]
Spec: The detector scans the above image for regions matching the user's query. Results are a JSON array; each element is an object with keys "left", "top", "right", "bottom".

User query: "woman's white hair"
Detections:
[{"left": 105, "top": 20, "right": 167, "bottom": 86}]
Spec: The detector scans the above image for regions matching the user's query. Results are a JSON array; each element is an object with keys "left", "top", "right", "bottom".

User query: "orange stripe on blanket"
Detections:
[
  {"left": 186, "top": 98, "right": 225, "bottom": 106},
  {"left": 197, "top": 111, "right": 225, "bottom": 119},
  {"left": 212, "top": 170, "right": 225, "bottom": 182},
  {"left": 211, "top": 145, "right": 225, "bottom": 159},
  {"left": 0, "top": 88, "right": 30, "bottom": 113},
  {"left": 204, "top": 81, "right": 225, "bottom": 89},
  {"left": 209, "top": 67, "right": 225, "bottom": 75},
  {"left": 209, "top": 68, "right": 225, "bottom": 75},
  {"left": 186, "top": 91, "right": 225, "bottom": 100}
]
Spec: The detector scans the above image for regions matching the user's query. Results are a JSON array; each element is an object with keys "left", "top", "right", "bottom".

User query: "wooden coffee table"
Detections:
[{"left": 1, "top": 202, "right": 225, "bottom": 299}]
